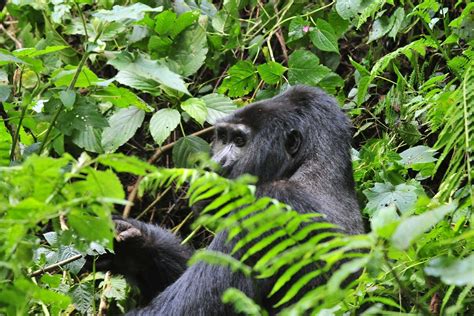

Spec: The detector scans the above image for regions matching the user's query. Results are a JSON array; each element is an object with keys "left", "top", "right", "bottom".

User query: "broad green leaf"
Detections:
[
  {"left": 52, "top": 66, "right": 99, "bottom": 88},
  {"left": 69, "top": 209, "right": 114, "bottom": 246},
  {"left": 172, "top": 136, "right": 210, "bottom": 168},
  {"left": 109, "top": 53, "right": 189, "bottom": 95},
  {"left": 171, "top": 11, "right": 200, "bottom": 37},
  {"left": 328, "top": 10, "right": 350, "bottom": 37},
  {"left": 70, "top": 282, "right": 94, "bottom": 314},
  {"left": 202, "top": 93, "right": 237, "bottom": 124},
  {"left": 59, "top": 90, "right": 76, "bottom": 110},
  {"left": 148, "top": 35, "right": 173, "bottom": 56},
  {"left": 370, "top": 204, "right": 400, "bottom": 238},
  {"left": 154, "top": 10, "right": 177, "bottom": 35},
  {"left": 72, "top": 126, "right": 103, "bottom": 153},
  {"left": 0, "top": 69, "right": 10, "bottom": 102},
  {"left": 57, "top": 98, "right": 109, "bottom": 135},
  {"left": 364, "top": 182, "right": 421, "bottom": 216},
  {"left": 149, "top": 108, "right": 181, "bottom": 146},
  {"left": 425, "top": 254, "right": 474, "bottom": 286},
  {"left": 181, "top": 98, "right": 208, "bottom": 126},
  {"left": 95, "top": 85, "right": 149, "bottom": 110},
  {"left": 256, "top": 61, "right": 287, "bottom": 85},
  {"left": 0, "top": 51, "right": 24, "bottom": 65},
  {"left": 102, "top": 107, "right": 145, "bottom": 152},
  {"left": 318, "top": 72, "right": 344, "bottom": 94},
  {"left": 219, "top": 61, "right": 258, "bottom": 97},
  {"left": 13, "top": 45, "right": 68, "bottom": 58},
  {"left": 335, "top": 0, "right": 361, "bottom": 20},
  {"left": 57, "top": 245, "right": 85, "bottom": 274},
  {"left": 168, "top": 25, "right": 208, "bottom": 77},
  {"left": 84, "top": 169, "right": 125, "bottom": 199},
  {"left": 392, "top": 202, "right": 457, "bottom": 249},
  {"left": 356, "top": 0, "right": 386, "bottom": 29},
  {"left": 102, "top": 277, "right": 128, "bottom": 300},
  {"left": 388, "top": 8, "right": 405, "bottom": 38},
  {"left": 309, "top": 19, "right": 339, "bottom": 53},
  {"left": 368, "top": 16, "right": 394, "bottom": 43},
  {"left": 93, "top": 3, "right": 162, "bottom": 23},
  {"left": 400, "top": 145, "right": 437, "bottom": 167},
  {"left": 288, "top": 50, "right": 331, "bottom": 86},
  {"left": 288, "top": 17, "right": 310, "bottom": 42}
]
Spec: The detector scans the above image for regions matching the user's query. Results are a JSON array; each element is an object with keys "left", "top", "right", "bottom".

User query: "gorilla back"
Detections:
[{"left": 107, "top": 86, "right": 364, "bottom": 315}]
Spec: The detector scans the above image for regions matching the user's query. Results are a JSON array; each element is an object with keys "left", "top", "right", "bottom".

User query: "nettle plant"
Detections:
[{"left": 0, "top": 0, "right": 473, "bottom": 315}]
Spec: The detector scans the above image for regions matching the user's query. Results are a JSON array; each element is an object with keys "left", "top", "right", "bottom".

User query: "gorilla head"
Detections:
[{"left": 212, "top": 85, "right": 354, "bottom": 186}]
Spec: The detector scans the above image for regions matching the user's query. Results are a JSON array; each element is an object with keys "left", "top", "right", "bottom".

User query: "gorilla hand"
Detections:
[{"left": 96, "top": 216, "right": 194, "bottom": 303}]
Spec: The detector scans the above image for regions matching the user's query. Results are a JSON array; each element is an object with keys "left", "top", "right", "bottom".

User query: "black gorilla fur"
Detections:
[{"left": 105, "top": 86, "right": 364, "bottom": 315}]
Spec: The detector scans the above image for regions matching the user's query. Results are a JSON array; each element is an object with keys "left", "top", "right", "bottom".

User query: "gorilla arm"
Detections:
[{"left": 101, "top": 217, "right": 193, "bottom": 303}]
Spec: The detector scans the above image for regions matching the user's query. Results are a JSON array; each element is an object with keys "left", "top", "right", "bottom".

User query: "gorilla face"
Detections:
[
  {"left": 211, "top": 122, "right": 252, "bottom": 175},
  {"left": 211, "top": 107, "right": 303, "bottom": 183}
]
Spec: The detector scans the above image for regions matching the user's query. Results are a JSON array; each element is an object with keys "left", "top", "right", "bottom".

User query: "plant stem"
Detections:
[{"left": 39, "top": 51, "right": 90, "bottom": 155}]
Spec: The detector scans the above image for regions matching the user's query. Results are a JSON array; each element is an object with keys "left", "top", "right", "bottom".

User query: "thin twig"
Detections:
[
  {"left": 0, "top": 24, "right": 22, "bottom": 49},
  {"left": 30, "top": 254, "right": 83, "bottom": 277},
  {"left": 97, "top": 271, "right": 112, "bottom": 316},
  {"left": 123, "top": 126, "right": 215, "bottom": 218}
]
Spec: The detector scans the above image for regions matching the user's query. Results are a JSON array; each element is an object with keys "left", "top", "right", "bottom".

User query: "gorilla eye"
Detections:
[
  {"left": 233, "top": 135, "right": 246, "bottom": 147},
  {"left": 217, "top": 128, "right": 227, "bottom": 144}
]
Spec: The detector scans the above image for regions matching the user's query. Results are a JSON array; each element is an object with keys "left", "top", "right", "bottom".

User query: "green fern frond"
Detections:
[
  {"left": 139, "top": 168, "right": 369, "bottom": 313},
  {"left": 433, "top": 61, "right": 474, "bottom": 200}
]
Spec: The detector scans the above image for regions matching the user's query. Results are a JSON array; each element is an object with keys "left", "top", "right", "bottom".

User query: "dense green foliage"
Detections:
[{"left": 0, "top": 0, "right": 473, "bottom": 315}]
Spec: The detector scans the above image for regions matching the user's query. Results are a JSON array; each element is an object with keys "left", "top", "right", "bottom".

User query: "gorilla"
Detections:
[{"left": 104, "top": 85, "right": 365, "bottom": 315}]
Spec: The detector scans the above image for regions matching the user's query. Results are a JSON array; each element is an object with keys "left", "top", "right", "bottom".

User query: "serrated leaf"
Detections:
[
  {"left": 154, "top": 10, "right": 176, "bottom": 35},
  {"left": 392, "top": 202, "right": 457, "bottom": 249},
  {"left": 168, "top": 25, "right": 208, "bottom": 77},
  {"left": 288, "top": 50, "right": 331, "bottom": 86},
  {"left": 102, "top": 107, "right": 145, "bottom": 152},
  {"left": 181, "top": 98, "right": 208, "bottom": 126},
  {"left": 202, "top": 93, "right": 237, "bottom": 124},
  {"left": 172, "top": 136, "right": 210, "bottom": 168},
  {"left": 149, "top": 108, "right": 181, "bottom": 146},
  {"left": 364, "top": 182, "right": 421, "bottom": 216},
  {"left": 257, "top": 61, "right": 287, "bottom": 85},
  {"left": 171, "top": 11, "right": 200, "bottom": 38},
  {"left": 219, "top": 61, "right": 258, "bottom": 97},
  {"left": 72, "top": 126, "right": 103, "bottom": 153},
  {"left": 57, "top": 245, "right": 85, "bottom": 274},
  {"left": 70, "top": 283, "right": 94, "bottom": 313},
  {"left": 109, "top": 53, "right": 189, "bottom": 95},
  {"left": 309, "top": 19, "right": 339, "bottom": 53},
  {"left": 93, "top": 3, "right": 162, "bottom": 23}
]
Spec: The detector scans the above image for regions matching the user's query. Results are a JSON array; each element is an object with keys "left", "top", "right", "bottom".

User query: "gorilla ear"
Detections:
[{"left": 285, "top": 130, "right": 302, "bottom": 156}]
